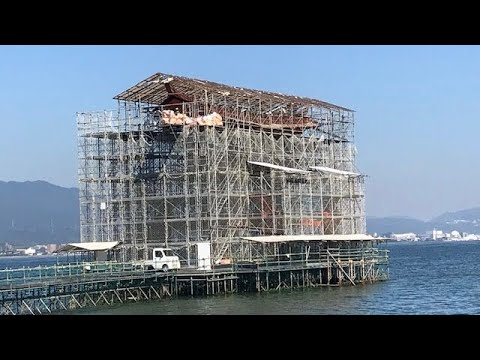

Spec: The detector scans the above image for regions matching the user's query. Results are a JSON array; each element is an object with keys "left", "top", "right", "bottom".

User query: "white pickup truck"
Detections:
[{"left": 134, "top": 248, "right": 181, "bottom": 272}]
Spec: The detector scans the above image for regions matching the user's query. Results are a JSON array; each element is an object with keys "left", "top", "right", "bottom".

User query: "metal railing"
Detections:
[
  {"left": 0, "top": 248, "right": 389, "bottom": 289},
  {"left": 179, "top": 248, "right": 389, "bottom": 273},
  {"left": 0, "top": 261, "right": 152, "bottom": 289}
]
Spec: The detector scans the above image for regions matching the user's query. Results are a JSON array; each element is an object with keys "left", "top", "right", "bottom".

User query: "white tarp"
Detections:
[
  {"left": 248, "top": 161, "right": 310, "bottom": 174},
  {"left": 309, "top": 166, "right": 360, "bottom": 177},
  {"left": 196, "top": 242, "right": 211, "bottom": 270}
]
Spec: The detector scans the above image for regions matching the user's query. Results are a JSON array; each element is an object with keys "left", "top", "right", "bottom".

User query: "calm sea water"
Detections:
[{"left": 2, "top": 241, "right": 480, "bottom": 314}]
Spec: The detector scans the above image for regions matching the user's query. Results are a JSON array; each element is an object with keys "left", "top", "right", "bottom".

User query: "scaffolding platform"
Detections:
[{"left": 0, "top": 245, "right": 388, "bottom": 314}]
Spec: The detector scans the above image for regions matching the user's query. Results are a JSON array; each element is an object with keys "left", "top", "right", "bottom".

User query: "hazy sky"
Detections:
[{"left": 0, "top": 45, "right": 478, "bottom": 220}]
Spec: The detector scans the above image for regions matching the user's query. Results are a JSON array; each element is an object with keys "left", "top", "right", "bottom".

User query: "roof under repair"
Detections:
[{"left": 114, "top": 72, "right": 353, "bottom": 112}]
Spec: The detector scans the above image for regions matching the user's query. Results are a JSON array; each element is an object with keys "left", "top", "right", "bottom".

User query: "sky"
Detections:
[{"left": 0, "top": 45, "right": 479, "bottom": 221}]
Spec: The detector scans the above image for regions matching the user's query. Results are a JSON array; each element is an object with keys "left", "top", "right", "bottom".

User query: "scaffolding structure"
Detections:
[{"left": 77, "top": 72, "right": 367, "bottom": 264}]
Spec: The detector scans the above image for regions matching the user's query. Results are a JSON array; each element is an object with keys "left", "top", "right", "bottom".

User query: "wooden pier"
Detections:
[{"left": 0, "top": 248, "right": 388, "bottom": 315}]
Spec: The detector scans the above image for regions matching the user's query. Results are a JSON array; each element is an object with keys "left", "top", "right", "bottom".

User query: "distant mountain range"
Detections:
[
  {"left": 0, "top": 180, "right": 79, "bottom": 247},
  {"left": 367, "top": 207, "right": 480, "bottom": 235},
  {"left": 2, "top": 180, "right": 480, "bottom": 245}
]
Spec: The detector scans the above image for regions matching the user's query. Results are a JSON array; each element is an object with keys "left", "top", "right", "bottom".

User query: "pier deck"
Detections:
[{"left": 0, "top": 248, "right": 388, "bottom": 315}]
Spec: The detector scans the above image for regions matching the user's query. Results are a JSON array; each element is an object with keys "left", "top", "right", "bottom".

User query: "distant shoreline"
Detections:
[
  {"left": 386, "top": 239, "right": 480, "bottom": 245},
  {"left": 0, "top": 254, "right": 60, "bottom": 259}
]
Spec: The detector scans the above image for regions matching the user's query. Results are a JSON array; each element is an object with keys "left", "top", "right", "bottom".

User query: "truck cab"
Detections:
[
  {"left": 134, "top": 248, "right": 181, "bottom": 272},
  {"left": 151, "top": 248, "right": 181, "bottom": 271}
]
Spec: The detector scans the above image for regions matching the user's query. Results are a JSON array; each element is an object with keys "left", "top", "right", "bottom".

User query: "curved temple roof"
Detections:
[{"left": 114, "top": 72, "right": 353, "bottom": 112}]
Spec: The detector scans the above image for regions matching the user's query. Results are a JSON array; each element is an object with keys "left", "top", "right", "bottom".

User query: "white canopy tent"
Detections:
[
  {"left": 56, "top": 241, "right": 122, "bottom": 261},
  {"left": 56, "top": 241, "right": 122, "bottom": 252},
  {"left": 241, "top": 234, "right": 376, "bottom": 243}
]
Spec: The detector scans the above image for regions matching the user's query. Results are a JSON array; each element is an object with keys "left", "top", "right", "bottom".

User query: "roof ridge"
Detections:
[{"left": 114, "top": 72, "right": 353, "bottom": 112}]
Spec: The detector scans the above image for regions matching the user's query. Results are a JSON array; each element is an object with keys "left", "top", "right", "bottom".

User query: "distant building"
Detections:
[
  {"left": 426, "top": 229, "right": 445, "bottom": 240},
  {"left": 46, "top": 244, "right": 58, "bottom": 254},
  {"left": 391, "top": 233, "right": 418, "bottom": 241},
  {"left": 24, "top": 247, "right": 36, "bottom": 256},
  {"left": 450, "top": 230, "right": 461, "bottom": 239},
  {"left": 1, "top": 243, "right": 14, "bottom": 253}
]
